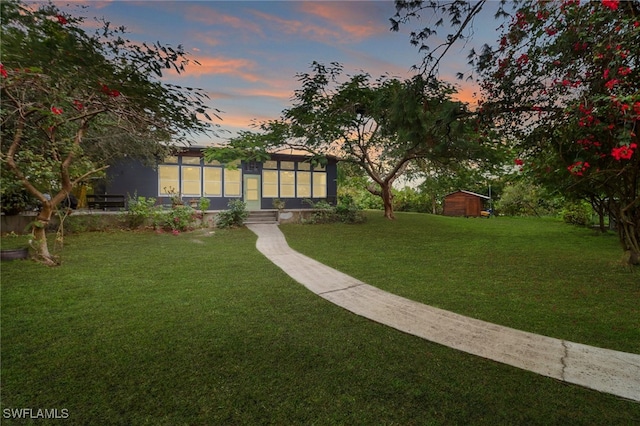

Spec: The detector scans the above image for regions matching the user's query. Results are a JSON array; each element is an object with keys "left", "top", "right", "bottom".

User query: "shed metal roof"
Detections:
[{"left": 445, "top": 190, "right": 491, "bottom": 200}]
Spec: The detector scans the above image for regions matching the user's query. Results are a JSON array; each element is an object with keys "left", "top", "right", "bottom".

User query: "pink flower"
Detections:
[
  {"left": 618, "top": 67, "right": 632, "bottom": 76},
  {"left": 172, "top": 229, "right": 180, "bottom": 236},
  {"left": 0, "top": 64, "right": 7, "bottom": 78},
  {"left": 51, "top": 106, "right": 63, "bottom": 115},
  {"left": 536, "top": 11, "right": 550, "bottom": 20},
  {"left": 611, "top": 143, "right": 637, "bottom": 160},
  {"left": 73, "top": 100, "right": 84, "bottom": 110},
  {"left": 567, "top": 161, "right": 590, "bottom": 176},
  {"left": 100, "top": 84, "right": 120, "bottom": 97},
  {"left": 601, "top": 0, "right": 619, "bottom": 10},
  {"left": 605, "top": 79, "right": 619, "bottom": 90},
  {"left": 516, "top": 54, "right": 529, "bottom": 66}
]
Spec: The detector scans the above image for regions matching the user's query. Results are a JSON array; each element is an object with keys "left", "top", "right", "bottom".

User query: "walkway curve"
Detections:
[{"left": 247, "top": 224, "right": 640, "bottom": 402}]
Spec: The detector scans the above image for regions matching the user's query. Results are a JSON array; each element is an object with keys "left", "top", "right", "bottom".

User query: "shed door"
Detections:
[
  {"left": 244, "top": 175, "right": 261, "bottom": 210},
  {"left": 466, "top": 197, "right": 479, "bottom": 216}
]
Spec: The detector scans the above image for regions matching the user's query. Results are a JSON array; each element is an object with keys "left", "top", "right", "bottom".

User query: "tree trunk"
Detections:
[
  {"left": 366, "top": 181, "right": 396, "bottom": 220},
  {"left": 382, "top": 183, "right": 395, "bottom": 220},
  {"left": 616, "top": 203, "right": 639, "bottom": 266},
  {"left": 31, "top": 201, "right": 58, "bottom": 266}
]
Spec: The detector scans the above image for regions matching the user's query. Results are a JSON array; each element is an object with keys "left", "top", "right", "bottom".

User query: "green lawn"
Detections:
[
  {"left": 1, "top": 219, "right": 639, "bottom": 425},
  {"left": 283, "top": 212, "right": 640, "bottom": 355}
]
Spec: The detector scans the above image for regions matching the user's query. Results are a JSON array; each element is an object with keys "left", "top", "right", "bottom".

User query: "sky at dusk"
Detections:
[{"left": 56, "top": 1, "right": 502, "bottom": 145}]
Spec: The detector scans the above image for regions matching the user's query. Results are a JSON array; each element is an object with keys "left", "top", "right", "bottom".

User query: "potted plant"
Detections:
[{"left": 272, "top": 198, "right": 286, "bottom": 211}]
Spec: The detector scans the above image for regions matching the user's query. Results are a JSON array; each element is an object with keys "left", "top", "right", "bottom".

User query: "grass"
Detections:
[
  {"left": 1, "top": 219, "right": 639, "bottom": 425},
  {"left": 283, "top": 212, "right": 639, "bottom": 355}
]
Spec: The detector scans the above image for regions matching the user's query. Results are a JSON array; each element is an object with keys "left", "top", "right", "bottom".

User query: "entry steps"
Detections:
[{"left": 244, "top": 210, "right": 278, "bottom": 225}]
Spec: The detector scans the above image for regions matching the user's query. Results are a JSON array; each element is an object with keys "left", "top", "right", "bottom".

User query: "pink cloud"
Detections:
[
  {"left": 299, "top": 2, "right": 386, "bottom": 40},
  {"left": 250, "top": 10, "right": 342, "bottom": 42},
  {"left": 175, "top": 56, "right": 261, "bottom": 83},
  {"left": 182, "top": 4, "right": 264, "bottom": 37}
]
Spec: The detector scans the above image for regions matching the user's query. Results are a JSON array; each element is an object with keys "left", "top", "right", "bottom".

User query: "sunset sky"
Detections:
[{"left": 58, "top": 1, "right": 501, "bottom": 145}]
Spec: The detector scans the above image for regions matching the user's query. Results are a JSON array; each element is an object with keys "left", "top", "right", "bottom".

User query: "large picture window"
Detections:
[
  {"left": 160, "top": 157, "right": 330, "bottom": 201},
  {"left": 159, "top": 156, "right": 240, "bottom": 198},
  {"left": 203, "top": 167, "right": 222, "bottom": 197},
  {"left": 158, "top": 165, "right": 179, "bottom": 196},
  {"left": 181, "top": 166, "right": 201, "bottom": 196},
  {"left": 313, "top": 172, "right": 327, "bottom": 198},
  {"left": 262, "top": 170, "right": 279, "bottom": 197},
  {"left": 296, "top": 171, "right": 311, "bottom": 198},
  {"left": 224, "top": 168, "right": 241, "bottom": 197},
  {"left": 280, "top": 171, "right": 295, "bottom": 198}
]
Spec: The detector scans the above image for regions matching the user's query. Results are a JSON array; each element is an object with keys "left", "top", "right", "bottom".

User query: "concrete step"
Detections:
[{"left": 244, "top": 210, "right": 278, "bottom": 224}]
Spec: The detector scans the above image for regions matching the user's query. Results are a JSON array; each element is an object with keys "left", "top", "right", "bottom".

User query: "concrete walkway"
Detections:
[{"left": 247, "top": 224, "right": 640, "bottom": 402}]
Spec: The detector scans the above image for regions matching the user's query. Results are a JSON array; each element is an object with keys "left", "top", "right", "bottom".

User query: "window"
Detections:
[
  {"left": 181, "top": 166, "right": 201, "bottom": 196},
  {"left": 263, "top": 170, "right": 279, "bottom": 197},
  {"left": 280, "top": 161, "right": 295, "bottom": 170},
  {"left": 296, "top": 171, "right": 311, "bottom": 198},
  {"left": 164, "top": 155, "right": 178, "bottom": 164},
  {"left": 280, "top": 171, "right": 295, "bottom": 198},
  {"left": 298, "top": 162, "right": 311, "bottom": 171},
  {"left": 182, "top": 157, "right": 201, "bottom": 165},
  {"left": 203, "top": 167, "right": 222, "bottom": 196},
  {"left": 244, "top": 161, "right": 259, "bottom": 172},
  {"left": 158, "top": 165, "right": 179, "bottom": 196},
  {"left": 224, "top": 168, "right": 241, "bottom": 197},
  {"left": 263, "top": 160, "right": 277, "bottom": 169},
  {"left": 313, "top": 172, "right": 327, "bottom": 198}
]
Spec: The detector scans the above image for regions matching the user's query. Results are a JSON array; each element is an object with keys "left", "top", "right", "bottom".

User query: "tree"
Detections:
[
  {"left": 390, "top": 0, "right": 511, "bottom": 80},
  {"left": 207, "top": 62, "right": 495, "bottom": 219},
  {"left": 1, "top": 0, "right": 218, "bottom": 264},
  {"left": 474, "top": 0, "right": 639, "bottom": 264},
  {"left": 392, "top": 0, "right": 639, "bottom": 265}
]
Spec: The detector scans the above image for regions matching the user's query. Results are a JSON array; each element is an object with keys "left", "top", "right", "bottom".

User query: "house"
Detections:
[
  {"left": 442, "top": 190, "right": 490, "bottom": 217},
  {"left": 100, "top": 148, "right": 338, "bottom": 210}
]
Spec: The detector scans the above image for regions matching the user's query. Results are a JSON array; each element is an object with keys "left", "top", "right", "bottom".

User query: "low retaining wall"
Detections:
[
  {"left": 276, "top": 209, "right": 318, "bottom": 224},
  {"left": 1, "top": 209, "right": 322, "bottom": 234}
]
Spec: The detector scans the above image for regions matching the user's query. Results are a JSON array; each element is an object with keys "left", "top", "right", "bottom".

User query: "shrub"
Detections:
[
  {"left": 304, "top": 197, "right": 365, "bottom": 224},
  {"left": 166, "top": 205, "right": 198, "bottom": 232},
  {"left": 561, "top": 201, "right": 593, "bottom": 227},
  {"left": 334, "top": 195, "right": 366, "bottom": 223},
  {"left": 122, "top": 193, "right": 157, "bottom": 229},
  {"left": 198, "top": 197, "right": 211, "bottom": 213},
  {"left": 215, "top": 200, "right": 248, "bottom": 228}
]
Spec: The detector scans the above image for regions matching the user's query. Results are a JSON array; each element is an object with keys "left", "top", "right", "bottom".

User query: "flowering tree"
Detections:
[
  {"left": 1, "top": 0, "right": 218, "bottom": 264},
  {"left": 393, "top": 0, "right": 639, "bottom": 265},
  {"left": 474, "top": 0, "right": 639, "bottom": 264}
]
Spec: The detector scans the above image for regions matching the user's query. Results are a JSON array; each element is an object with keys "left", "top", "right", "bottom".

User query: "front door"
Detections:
[{"left": 244, "top": 175, "right": 261, "bottom": 210}]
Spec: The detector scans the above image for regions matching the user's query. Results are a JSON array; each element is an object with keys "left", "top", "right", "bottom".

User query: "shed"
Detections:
[{"left": 442, "top": 190, "right": 490, "bottom": 217}]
